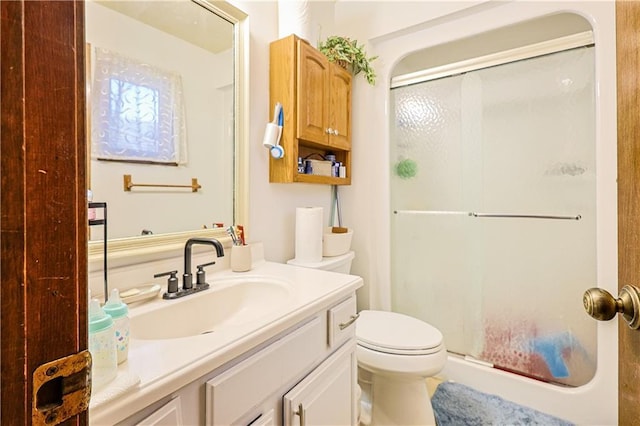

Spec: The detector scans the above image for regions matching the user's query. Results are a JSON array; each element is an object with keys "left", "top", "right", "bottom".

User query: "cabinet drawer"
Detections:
[
  {"left": 205, "top": 317, "right": 323, "bottom": 426},
  {"left": 327, "top": 296, "right": 357, "bottom": 348}
]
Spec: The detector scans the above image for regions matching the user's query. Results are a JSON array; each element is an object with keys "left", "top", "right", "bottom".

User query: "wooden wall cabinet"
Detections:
[{"left": 269, "top": 34, "right": 352, "bottom": 185}]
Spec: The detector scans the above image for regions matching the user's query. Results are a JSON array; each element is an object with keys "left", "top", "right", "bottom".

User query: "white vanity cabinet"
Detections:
[
  {"left": 205, "top": 317, "right": 325, "bottom": 425},
  {"left": 113, "top": 294, "right": 359, "bottom": 426},
  {"left": 205, "top": 295, "right": 358, "bottom": 426}
]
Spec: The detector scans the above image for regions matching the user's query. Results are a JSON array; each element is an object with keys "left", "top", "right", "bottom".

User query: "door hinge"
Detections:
[{"left": 32, "top": 350, "right": 92, "bottom": 425}]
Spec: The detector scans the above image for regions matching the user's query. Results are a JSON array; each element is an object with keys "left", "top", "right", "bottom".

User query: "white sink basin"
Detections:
[{"left": 130, "top": 276, "right": 292, "bottom": 340}]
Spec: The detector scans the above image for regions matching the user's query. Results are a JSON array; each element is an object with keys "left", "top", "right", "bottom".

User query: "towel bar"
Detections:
[
  {"left": 393, "top": 210, "right": 581, "bottom": 221},
  {"left": 123, "top": 174, "right": 201, "bottom": 192}
]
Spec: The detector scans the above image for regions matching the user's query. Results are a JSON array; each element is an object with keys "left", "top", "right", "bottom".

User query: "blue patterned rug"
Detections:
[{"left": 432, "top": 382, "right": 574, "bottom": 426}]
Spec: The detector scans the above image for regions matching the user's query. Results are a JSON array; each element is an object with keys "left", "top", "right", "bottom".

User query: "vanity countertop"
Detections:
[{"left": 89, "top": 260, "right": 363, "bottom": 425}]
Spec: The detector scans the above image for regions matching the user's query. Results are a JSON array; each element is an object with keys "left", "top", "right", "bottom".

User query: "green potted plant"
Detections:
[{"left": 318, "top": 36, "right": 378, "bottom": 86}]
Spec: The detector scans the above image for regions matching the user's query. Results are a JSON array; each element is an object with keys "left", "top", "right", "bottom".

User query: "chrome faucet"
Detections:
[
  {"left": 156, "top": 237, "right": 224, "bottom": 300},
  {"left": 183, "top": 237, "right": 225, "bottom": 291}
]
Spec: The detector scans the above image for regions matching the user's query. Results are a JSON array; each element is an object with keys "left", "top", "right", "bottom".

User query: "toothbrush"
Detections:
[
  {"left": 226, "top": 226, "right": 239, "bottom": 245},
  {"left": 237, "top": 225, "right": 246, "bottom": 245}
]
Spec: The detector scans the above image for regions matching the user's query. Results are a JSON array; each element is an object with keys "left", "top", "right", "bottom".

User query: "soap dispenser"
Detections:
[
  {"left": 103, "top": 289, "right": 130, "bottom": 364},
  {"left": 88, "top": 298, "right": 117, "bottom": 390}
]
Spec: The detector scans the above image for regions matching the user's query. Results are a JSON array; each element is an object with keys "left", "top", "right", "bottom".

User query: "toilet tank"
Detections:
[{"left": 287, "top": 251, "right": 355, "bottom": 274}]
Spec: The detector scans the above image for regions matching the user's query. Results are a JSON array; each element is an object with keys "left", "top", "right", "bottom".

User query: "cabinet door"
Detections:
[
  {"left": 206, "top": 318, "right": 323, "bottom": 426},
  {"left": 328, "top": 64, "right": 352, "bottom": 150},
  {"left": 297, "top": 41, "right": 329, "bottom": 145},
  {"left": 283, "top": 341, "right": 357, "bottom": 426},
  {"left": 135, "top": 397, "right": 183, "bottom": 426}
]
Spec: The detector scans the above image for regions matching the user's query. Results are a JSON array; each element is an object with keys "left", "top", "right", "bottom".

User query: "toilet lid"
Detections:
[{"left": 356, "top": 310, "right": 444, "bottom": 355}]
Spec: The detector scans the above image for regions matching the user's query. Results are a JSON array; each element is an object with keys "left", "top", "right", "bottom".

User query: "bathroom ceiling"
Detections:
[{"left": 96, "top": 0, "right": 233, "bottom": 53}]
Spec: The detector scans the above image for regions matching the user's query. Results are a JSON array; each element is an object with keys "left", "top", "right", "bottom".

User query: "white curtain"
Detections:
[{"left": 91, "top": 47, "right": 187, "bottom": 164}]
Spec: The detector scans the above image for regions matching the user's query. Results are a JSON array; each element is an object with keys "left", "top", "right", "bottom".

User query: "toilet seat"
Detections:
[
  {"left": 355, "top": 310, "right": 447, "bottom": 424},
  {"left": 356, "top": 310, "right": 444, "bottom": 356}
]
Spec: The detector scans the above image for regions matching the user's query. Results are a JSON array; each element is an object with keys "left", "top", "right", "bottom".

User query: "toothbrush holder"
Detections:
[{"left": 231, "top": 244, "right": 252, "bottom": 272}]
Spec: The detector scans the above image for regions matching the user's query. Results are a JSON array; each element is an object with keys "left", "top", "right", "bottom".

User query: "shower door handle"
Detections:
[{"left": 583, "top": 285, "right": 640, "bottom": 329}]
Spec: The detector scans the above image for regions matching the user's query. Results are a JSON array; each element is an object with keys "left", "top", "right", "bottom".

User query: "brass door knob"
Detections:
[{"left": 583, "top": 285, "right": 640, "bottom": 329}]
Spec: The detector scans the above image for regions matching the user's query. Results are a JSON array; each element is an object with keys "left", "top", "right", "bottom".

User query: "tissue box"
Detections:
[
  {"left": 323, "top": 227, "right": 353, "bottom": 257},
  {"left": 308, "top": 160, "right": 333, "bottom": 177}
]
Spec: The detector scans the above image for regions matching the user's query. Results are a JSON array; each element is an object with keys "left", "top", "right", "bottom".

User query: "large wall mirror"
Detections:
[{"left": 86, "top": 0, "right": 248, "bottom": 263}]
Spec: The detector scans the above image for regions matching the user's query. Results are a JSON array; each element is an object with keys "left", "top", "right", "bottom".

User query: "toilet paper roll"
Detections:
[
  {"left": 295, "top": 207, "right": 323, "bottom": 263},
  {"left": 277, "top": 0, "right": 311, "bottom": 40}
]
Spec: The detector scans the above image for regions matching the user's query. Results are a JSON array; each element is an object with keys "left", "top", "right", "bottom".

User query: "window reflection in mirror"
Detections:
[
  {"left": 92, "top": 47, "right": 188, "bottom": 165},
  {"left": 86, "top": 0, "right": 235, "bottom": 240}
]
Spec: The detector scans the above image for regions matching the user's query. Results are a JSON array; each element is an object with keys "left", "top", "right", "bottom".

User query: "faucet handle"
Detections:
[
  {"left": 196, "top": 261, "right": 216, "bottom": 286},
  {"left": 154, "top": 270, "right": 179, "bottom": 295}
]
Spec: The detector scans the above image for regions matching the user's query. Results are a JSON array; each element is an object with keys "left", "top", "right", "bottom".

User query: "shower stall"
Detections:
[
  {"left": 390, "top": 43, "right": 596, "bottom": 388},
  {"left": 378, "top": 9, "right": 618, "bottom": 421}
]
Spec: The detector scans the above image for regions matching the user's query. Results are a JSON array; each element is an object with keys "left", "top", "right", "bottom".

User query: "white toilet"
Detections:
[
  {"left": 356, "top": 310, "right": 446, "bottom": 425},
  {"left": 287, "top": 251, "right": 447, "bottom": 426}
]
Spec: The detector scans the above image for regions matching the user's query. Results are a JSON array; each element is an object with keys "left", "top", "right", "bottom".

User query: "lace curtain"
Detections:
[{"left": 91, "top": 47, "right": 187, "bottom": 164}]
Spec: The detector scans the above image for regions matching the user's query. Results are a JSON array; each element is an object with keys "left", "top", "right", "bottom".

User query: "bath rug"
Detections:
[{"left": 431, "top": 381, "right": 574, "bottom": 426}]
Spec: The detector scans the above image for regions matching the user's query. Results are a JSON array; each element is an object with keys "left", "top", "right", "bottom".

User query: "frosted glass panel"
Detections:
[{"left": 390, "top": 46, "right": 596, "bottom": 386}]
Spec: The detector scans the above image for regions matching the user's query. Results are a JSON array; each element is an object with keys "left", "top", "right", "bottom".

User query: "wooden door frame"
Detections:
[
  {"left": 1, "top": 1, "right": 88, "bottom": 424},
  {"left": 617, "top": 1, "right": 640, "bottom": 423}
]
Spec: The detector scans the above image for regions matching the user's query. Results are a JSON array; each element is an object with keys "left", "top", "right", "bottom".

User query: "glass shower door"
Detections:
[{"left": 390, "top": 46, "right": 596, "bottom": 386}]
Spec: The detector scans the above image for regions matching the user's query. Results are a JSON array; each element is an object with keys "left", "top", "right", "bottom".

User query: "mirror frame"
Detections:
[{"left": 88, "top": 0, "right": 249, "bottom": 267}]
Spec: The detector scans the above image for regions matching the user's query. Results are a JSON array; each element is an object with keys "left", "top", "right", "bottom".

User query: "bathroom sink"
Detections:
[{"left": 130, "top": 276, "right": 293, "bottom": 340}]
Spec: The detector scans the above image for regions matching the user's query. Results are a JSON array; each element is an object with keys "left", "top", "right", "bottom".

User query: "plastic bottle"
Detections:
[
  {"left": 88, "top": 298, "right": 117, "bottom": 390},
  {"left": 103, "top": 289, "right": 130, "bottom": 364}
]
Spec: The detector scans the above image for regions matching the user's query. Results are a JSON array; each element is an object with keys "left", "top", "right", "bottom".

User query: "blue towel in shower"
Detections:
[
  {"left": 532, "top": 335, "right": 570, "bottom": 378},
  {"left": 432, "top": 382, "right": 574, "bottom": 426},
  {"left": 531, "top": 332, "right": 588, "bottom": 379}
]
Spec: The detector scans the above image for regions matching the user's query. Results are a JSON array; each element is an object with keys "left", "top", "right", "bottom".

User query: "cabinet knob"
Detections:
[
  {"left": 326, "top": 128, "right": 333, "bottom": 134},
  {"left": 333, "top": 129, "right": 339, "bottom": 136}
]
